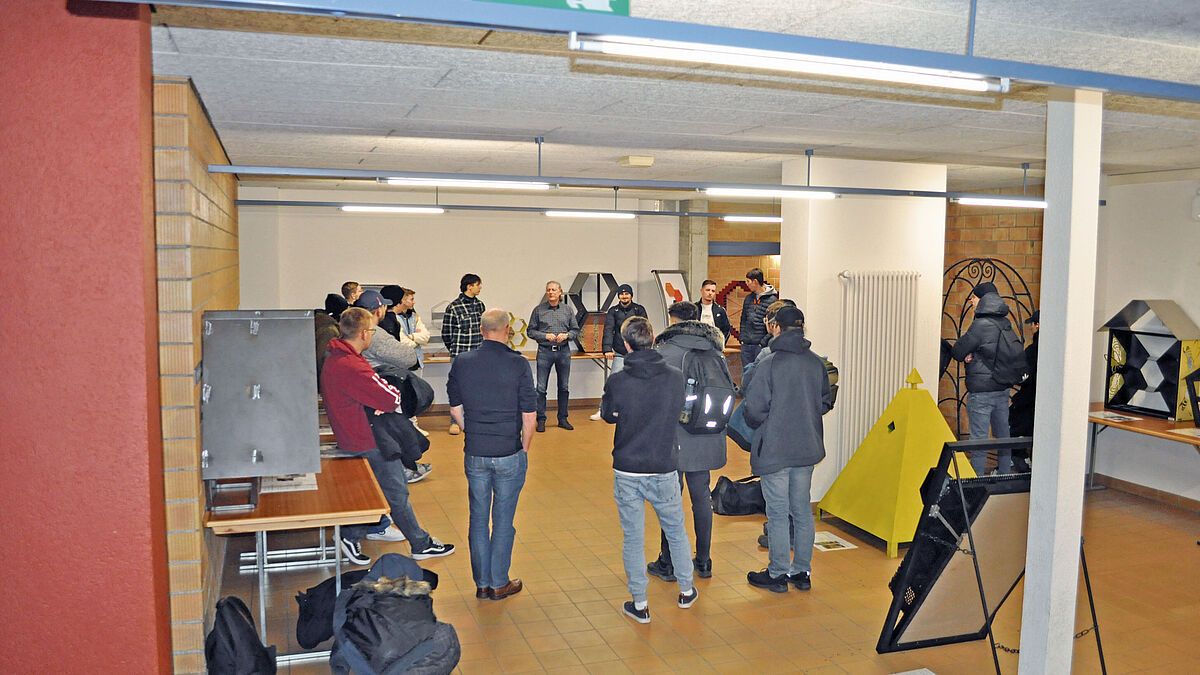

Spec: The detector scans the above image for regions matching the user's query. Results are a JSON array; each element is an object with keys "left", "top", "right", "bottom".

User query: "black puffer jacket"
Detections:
[
  {"left": 655, "top": 321, "right": 730, "bottom": 472},
  {"left": 739, "top": 284, "right": 778, "bottom": 347},
  {"left": 602, "top": 301, "right": 649, "bottom": 355},
  {"left": 951, "top": 292, "right": 1014, "bottom": 393}
]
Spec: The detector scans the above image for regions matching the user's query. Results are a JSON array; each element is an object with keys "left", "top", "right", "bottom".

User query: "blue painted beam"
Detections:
[
  {"left": 709, "top": 241, "right": 781, "bottom": 256},
  {"left": 108, "top": 0, "right": 1200, "bottom": 102}
]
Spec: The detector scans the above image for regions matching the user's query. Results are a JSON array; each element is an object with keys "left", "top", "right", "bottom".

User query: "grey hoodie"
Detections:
[
  {"left": 655, "top": 320, "right": 730, "bottom": 472},
  {"left": 743, "top": 329, "right": 832, "bottom": 475}
]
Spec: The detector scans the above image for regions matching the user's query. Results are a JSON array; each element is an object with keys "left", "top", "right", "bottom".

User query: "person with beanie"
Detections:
[{"left": 591, "top": 283, "right": 648, "bottom": 421}]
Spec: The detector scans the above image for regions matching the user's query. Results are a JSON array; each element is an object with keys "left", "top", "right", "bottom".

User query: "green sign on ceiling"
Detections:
[{"left": 476, "top": 0, "right": 630, "bottom": 16}]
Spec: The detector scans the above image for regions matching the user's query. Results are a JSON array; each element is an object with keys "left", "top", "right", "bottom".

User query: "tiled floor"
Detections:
[{"left": 219, "top": 410, "right": 1200, "bottom": 674}]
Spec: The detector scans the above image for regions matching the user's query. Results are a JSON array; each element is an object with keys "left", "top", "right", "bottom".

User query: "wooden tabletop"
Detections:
[
  {"left": 1088, "top": 402, "right": 1200, "bottom": 447},
  {"left": 205, "top": 457, "right": 390, "bottom": 535}
]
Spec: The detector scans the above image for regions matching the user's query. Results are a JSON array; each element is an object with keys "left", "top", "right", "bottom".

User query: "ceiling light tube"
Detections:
[
  {"left": 544, "top": 210, "right": 636, "bottom": 220},
  {"left": 570, "top": 33, "right": 1008, "bottom": 94},
  {"left": 955, "top": 197, "right": 1047, "bottom": 209},
  {"left": 341, "top": 205, "right": 445, "bottom": 214},
  {"left": 705, "top": 187, "right": 836, "bottom": 200},
  {"left": 384, "top": 177, "right": 550, "bottom": 190},
  {"left": 723, "top": 215, "right": 783, "bottom": 223}
]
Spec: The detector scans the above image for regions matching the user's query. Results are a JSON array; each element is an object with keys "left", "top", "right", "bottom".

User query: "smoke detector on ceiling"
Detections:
[{"left": 619, "top": 155, "right": 654, "bottom": 168}]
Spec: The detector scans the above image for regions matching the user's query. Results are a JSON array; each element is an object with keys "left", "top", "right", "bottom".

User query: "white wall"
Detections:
[
  {"left": 780, "top": 157, "right": 948, "bottom": 499},
  {"left": 238, "top": 186, "right": 677, "bottom": 403},
  {"left": 1092, "top": 174, "right": 1200, "bottom": 500}
]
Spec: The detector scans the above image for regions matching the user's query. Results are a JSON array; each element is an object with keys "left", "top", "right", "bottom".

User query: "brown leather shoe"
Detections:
[
  {"left": 490, "top": 579, "right": 523, "bottom": 600},
  {"left": 475, "top": 587, "right": 490, "bottom": 599}
]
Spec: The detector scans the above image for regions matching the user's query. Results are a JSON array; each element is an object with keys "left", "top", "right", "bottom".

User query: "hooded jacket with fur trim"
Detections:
[{"left": 655, "top": 320, "right": 730, "bottom": 472}]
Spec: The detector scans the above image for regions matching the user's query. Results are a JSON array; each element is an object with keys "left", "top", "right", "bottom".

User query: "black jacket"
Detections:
[
  {"left": 743, "top": 330, "right": 832, "bottom": 475},
  {"left": 601, "top": 349, "right": 685, "bottom": 474},
  {"left": 695, "top": 300, "right": 732, "bottom": 343},
  {"left": 951, "top": 292, "right": 1014, "bottom": 393},
  {"left": 602, "top": 301, "right": 649, "bottom": 355},
  {"left": 1009, "top": 331, "right": 1039, "bottom": 436},
  {"left": 740, "top": 284, "right": 778, "bottom": 347}
]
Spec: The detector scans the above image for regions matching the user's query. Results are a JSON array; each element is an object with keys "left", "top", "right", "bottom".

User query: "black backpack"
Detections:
[
  {"left": 990, "top": 319, "right": 1029, "bottom": 387},
  {"left": 295, "top": 569, "right": 371, "bottom": 649},
  {"left": 205, "top": 596, "right": 277, "bottom": 675},
  {"left": 679, "top": 349, "right": 737, "bottom": 434}
]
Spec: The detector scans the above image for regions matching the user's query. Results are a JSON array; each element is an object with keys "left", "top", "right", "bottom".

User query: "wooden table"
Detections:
[
  {"left": 1087, "top": 402, "right": 1200, "bottom": 490},
  {"left": 205, "top": 457, "right": 389, "bottom": 656}
]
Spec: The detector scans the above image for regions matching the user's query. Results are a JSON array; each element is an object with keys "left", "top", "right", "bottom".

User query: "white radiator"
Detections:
[{"left": 836, "top": 270, "right": 920, "bottom": 470}]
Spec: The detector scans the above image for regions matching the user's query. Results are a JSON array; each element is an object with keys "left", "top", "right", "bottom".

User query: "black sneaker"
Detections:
[
  {"left": 757, "top": 534, "right": 769, "bottom": 549},
  {"left": 622, "top": 601, "right": 650, "bottom": 624},
  {"left": 340, "top": 537, "right": 370, "bottom": 566},
  {"left": 677, "top": 587, "right": 699, "bottom": 609},
  {"left": 557, "top": 419, "right": 574, "bottom": 430},
  {"left": 646, "top": 559, "right": 676, "bottom": 582},
  {"left": 747, "top": 569, "right": 788, "bottom": 593},
  {"left": 693, "top": 557, "right": 712, "bottom": 579},
  {"left": 788, "top": 571, "right": 811, "bottom": 591},
  {"left": 412, "top": 537, "right": 455, "bottom": 560},
  {"left": 535, "top": 420, "right": 546, "bottom": 433}
]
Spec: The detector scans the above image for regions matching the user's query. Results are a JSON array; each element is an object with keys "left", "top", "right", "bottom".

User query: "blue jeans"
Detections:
[
  {"left": 740, "top": 343, "right": 762, "bottom": 372},
  {"left": 341, "top": 448, "right": 432, "bottom": 552},
  {"left": 465, "top": 451, "right": 527, "bottom": 589},
  {"left": 536, "top": 345, "right": 571, "bottom": 422},
  {"left": 966, "top": 390, "right": 1012, "bottom": 474},
  {"left": 613, "top": 471, "right": 694, "bottom": 603},
  {"left": 759, "top": 465, "right": 815, "bottom": 578}
]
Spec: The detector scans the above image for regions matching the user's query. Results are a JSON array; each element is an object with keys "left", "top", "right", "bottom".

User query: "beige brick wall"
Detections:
[
  {"left": 154, "top": 77, "right": 239, "bottom": 673},
  {"left": 940, "top": 185, "right": 1044, "bottom": 435}
]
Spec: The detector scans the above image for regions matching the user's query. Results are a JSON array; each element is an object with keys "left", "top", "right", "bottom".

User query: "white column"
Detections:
[{"left": 1018, "top": 88, "right": 1103, "bottom": 674}]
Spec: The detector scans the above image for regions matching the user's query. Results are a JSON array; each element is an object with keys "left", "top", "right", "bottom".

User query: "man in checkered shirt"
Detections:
[{"left": 441, "top": 273, "right": 486, "bottom": 435}]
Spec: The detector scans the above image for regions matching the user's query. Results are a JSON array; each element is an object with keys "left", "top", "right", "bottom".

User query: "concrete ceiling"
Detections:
[{"left": 149, "top": 2, "right": 1200, "bottom": 192}]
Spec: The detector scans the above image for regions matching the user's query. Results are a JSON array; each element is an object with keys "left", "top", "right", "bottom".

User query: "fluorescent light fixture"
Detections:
[
  {"left": 570, "top": 33, "right": 1009, "bottom": 94},
  {"left": 705, "top": 187, "right": 836, "bottom": 200},
  {"left": 955, "top": 197, "right": 1047, "bottom": 209},
  {"left": 384, "top": 177, "right": 550, "bottom": 190},
  {"left": 544, "top": 210, "right": 636, "bottom": 220},
  {"left": 340, "top": 205, "right": 445, "bottom": 214},
  {"left": 723, "top": 215, "right": 783, "bottom": 223}
]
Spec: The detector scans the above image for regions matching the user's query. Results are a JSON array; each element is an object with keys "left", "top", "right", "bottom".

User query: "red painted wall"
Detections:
[{"left": 0, "top": 2, "right": 170, "bottom": 672}]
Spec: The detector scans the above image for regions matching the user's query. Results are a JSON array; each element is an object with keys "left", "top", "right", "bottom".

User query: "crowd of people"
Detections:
[{"left": 316, "top": 268, "right": 1036, "bottom": 624}]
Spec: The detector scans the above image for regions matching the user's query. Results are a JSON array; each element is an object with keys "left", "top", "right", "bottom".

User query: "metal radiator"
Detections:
[{"left": 836, "top": 270, "right": 921, "bottom": 469}]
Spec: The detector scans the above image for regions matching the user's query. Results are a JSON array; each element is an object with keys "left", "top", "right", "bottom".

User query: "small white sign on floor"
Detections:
[{"left": 814, "top": 531, "right": 857, "bottom": 552}]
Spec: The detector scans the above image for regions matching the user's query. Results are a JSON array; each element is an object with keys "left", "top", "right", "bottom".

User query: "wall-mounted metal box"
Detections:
[{"left": 200, "top": 309, "right": 321, "bottom": 480}]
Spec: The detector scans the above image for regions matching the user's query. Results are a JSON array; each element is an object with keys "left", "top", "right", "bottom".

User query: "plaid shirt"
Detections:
[{"left": 441, "top": 292, "right": 485, "bottom": 356}]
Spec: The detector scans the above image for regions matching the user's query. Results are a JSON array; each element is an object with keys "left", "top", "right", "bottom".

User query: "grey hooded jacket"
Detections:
[
  {"left": 743, "top": 329, "right": 832, "bottom": 476},
  {"left": 655, "top": 320, "right": 730, "bottom": 472}
]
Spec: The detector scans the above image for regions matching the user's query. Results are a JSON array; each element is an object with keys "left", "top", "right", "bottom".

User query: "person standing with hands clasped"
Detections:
[
  {"left": 591, "top": 283, "right": 647, "bottom": 421},
  {"left": 601, "top": 316, "right": 698, "bottom": 624},
  {"left": 527, "top": 281, "right": 579, "bottom": 432},
  {"left": 448, "top": 308, "right": 537, "bottom": 601}
]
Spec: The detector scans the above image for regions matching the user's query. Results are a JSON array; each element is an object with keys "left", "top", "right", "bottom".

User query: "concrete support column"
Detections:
[
  {"left": 679, "top": 199, "right": 709, "bottom": 296},
  {"left": 1018, "top": 88, "right": 1103, "bottom": 674}
]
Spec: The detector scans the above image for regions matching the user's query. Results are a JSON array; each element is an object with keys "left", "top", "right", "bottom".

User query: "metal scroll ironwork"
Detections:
[{"left": 941, "top": 259, "right": 1035, "bottom": 438}]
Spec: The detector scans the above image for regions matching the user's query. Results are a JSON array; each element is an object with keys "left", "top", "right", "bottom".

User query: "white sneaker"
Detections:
[
  {"left": 366, "top": 525, "right": 407, "bottom": 542},
  {"left": 410, "top": 417, "right": 430, "bottom": 438},
  {"left": 589, "top": 409, "right": 603, "bottom": 421}
]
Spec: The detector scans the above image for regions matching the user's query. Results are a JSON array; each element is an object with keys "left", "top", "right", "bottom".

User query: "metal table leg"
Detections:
[
  {"left": 1087, "top": 423, "right": 1109, "bottom": 491},
  {"left": 255, "top": 530, "right": 267, "bottom": 642}
]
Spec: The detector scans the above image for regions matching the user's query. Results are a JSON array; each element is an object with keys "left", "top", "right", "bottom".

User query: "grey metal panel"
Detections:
[{"left": 201, "top": 309, "right": 321, "bottom": 480}]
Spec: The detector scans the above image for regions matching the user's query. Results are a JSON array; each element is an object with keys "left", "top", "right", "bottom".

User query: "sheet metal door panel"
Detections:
[{"left": 201, "top": 310, "right": 320, "bottom": 480}]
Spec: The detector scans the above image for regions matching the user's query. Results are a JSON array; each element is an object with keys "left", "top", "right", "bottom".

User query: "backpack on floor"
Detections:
[
  {"left": 205, "top": 596, "right": 277, "bottom": 675},
  {"left": 989, "top": 319, "right": 1029, "bottom": 387},
  {"left": 295, "top": 569, "right": 371, "bottom": 649},
  {"left": 680, "top": 349, "right": 738, "bottom": 434}
]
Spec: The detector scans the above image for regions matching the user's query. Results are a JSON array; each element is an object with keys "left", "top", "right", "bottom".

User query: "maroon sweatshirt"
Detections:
[{"left": 320, "top": 338, "right": 403, "bottom": 452}]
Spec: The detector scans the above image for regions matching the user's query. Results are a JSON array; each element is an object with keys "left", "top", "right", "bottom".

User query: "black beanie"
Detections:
[{"left": 972, "top": 282, "right": 998, "bottom": 298}]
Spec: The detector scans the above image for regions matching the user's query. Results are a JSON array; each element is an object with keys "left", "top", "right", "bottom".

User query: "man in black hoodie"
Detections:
[
  {"left": 591, "top": 283, "right": 648, "bottom": 421},
  {"left": 951, "top": 282, "right": 1015, "bottom": 474},
  {"left": 601, "top": 316, "right": 698, "bottom": 623},
  {"left": 743, "top": 306, "right": 832, "bottom": 594}
]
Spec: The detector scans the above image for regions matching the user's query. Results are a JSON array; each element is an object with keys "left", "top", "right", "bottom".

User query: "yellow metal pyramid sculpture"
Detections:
[{"left": 818, "top": 369, "right": 975, "bottom": 557}]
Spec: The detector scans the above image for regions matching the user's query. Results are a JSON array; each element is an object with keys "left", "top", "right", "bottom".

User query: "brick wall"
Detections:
[
  {"left": 707, "top": 202, "right": 781, "bottom": 345},
  {"left": 154, "top": 77, "right": 240, "bottom": 673},
  {"left": 940, "top": 185, "right": 1044, "bottom": 435}
]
